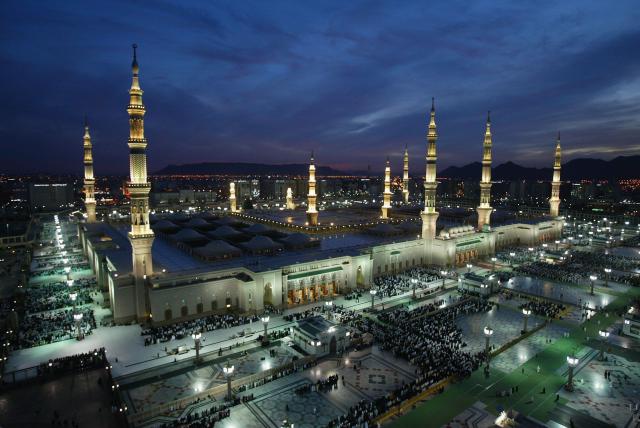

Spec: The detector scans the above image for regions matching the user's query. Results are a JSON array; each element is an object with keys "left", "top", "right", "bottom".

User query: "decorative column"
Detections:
[
  {"left": 549, "top": 133, "right": 562, "bottom": 217},
  {"left": 477, "top": 111, "right": 493, "bottom": 230},
  {"left": 82, "top": 118, "right": 97, "bottom": 222},
  {"left": 306, "top": 151, "right": 318, "bottom": 226},
  {"left": 126, "top": 44, "right": 154, "bottom": 322},
  {"left": 381, "top": 158, "right": 392, "bottom": 219},
  {"left": 402, "top": 146, "right": 409, "bottom": 203},
  {"left": 421, "top": 98, "right": 439, "bottom": 239},
  {"left": 229, "top": 182, "right": 237, "bottom": 212}
]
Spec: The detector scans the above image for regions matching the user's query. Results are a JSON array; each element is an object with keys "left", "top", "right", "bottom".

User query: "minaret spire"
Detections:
[
  {"left": 549, "top": 133, "right": 562, "bottom": 217},
  {"left": 421, "top": 98, "right": 439, "bottom": 239},
  {"left": 126, "top": 44, "right": 154, "bottom": 322},
  {"left": 402, "top": 145, "right": 409, "bottom": 203},
  {"left": 306, "top": 151, "right": 318, "bottom": 226},
  {"left": 82, "top": 118, "right": 96, "bottom": 223},
  {"left": 381, "top": 157, "right": 392, "bottom": 218},
  {"left": 477, "top": 111, "right": 493, "bottom": 230},
  {"left": 229, "top": 182, "right": 237, "bottom": 212}
]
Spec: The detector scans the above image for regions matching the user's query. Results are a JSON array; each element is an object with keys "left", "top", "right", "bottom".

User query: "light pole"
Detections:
[
  {"left": 73, "top": 313, "right": 84, "bottom": 340},
  {"left": 598, "top": 330, "right": 609, "bottom": 360},
  {"left": 509, "top": 252, "right": 515, "bottom": 266},
  {"left": 261, "top": 315, "right": 270, "bottom": 344},
  {"left": 411, "top": 278, "right": 418, "bottom": 299},
  {"left": 223, "top": 362, "right": 235, "bottom": 401},
  {"left": 522, "top": 308, "right": 531, "bottom": 333},
  {"left": 555, "top": 240, "right": 560, "bottom": 251},
  {"left": 440, "top": 270, "right": 447, "bottom": 288},
  {"left": 69, "top": 292, "right": 77, "bottom": 313},
  {"left": 480, "top": 283, "right": 488, "bottom": 298},
  {"left": 466, "top": 263, "right": 473, "bottom": 274},
  {"left": 589, "top": 275, "right": 597, "bottom": 295},
  {"left": 491, "top": 257, "right": 497, "bottom": 272},
  {"left": 484, "top": 326, "right": 493, "bottom": 369},
  {"left": 192, "top": 332, "right": 202, "bottom": 362},
  {"left": 370, "top": 289, "right": 377, "bottom": 309},
  {"left": 565, "top": 355, "right": 579, "bottom": 391},
  {"left": 603, "top": 268, "right": 611, "bottom": 287}
]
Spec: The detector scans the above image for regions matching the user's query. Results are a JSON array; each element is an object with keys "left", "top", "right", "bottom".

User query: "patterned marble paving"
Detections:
[
  {"left": 124, "top": 347, "right": 296, "bottom": 413},
  {"left": 560, "top": 353, "right": 640, "bottom": 428},
  {"left": 340, "top": 353, "right": 415, "bottom": 399},
  {"left": 443, "top": 401, "right": 496, "bottom": 428},
  {"left": 457, "top": 306, "right": 542, "bottom": 355},
  {"left": 491, "top": 322, "right": 570, "bottom": 374}
]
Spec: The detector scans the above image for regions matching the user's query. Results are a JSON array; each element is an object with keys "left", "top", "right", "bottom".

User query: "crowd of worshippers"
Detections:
[
  {"left": 353, "top": 299, "right": 490, "bottom": 378},
  {"left": 30, "top": 260, "right": 90, "bottom": 277},
  {"left": 372, "top": 267, "right": 445, "bottom": 299},
  {"left": 159, "top": 404, "right": 231, "bottom": 428},
  {"left": 141, "top": 313, "right": 262, "bottom": 345},
  {"left": 572, "top": 250, "right": 640, "bottom": 272},
  {"left": 520, "top": 299, "right": 565, "bottom": 319},
  {"left": 32, "top": 347, "right": 107, "bottom": 379},
  {"left": 496, "top": 247, "right": 538, "bottom": 264},
  {"left": 24, "top": 278, "right": 96, "bottom": 313},
  {"left": 515, "top": 261, "right": 586, "bottom": 285},
  {"left": 295, "top": 374, "right": 339, "bottom": 395},
  {"left": 17, "top": 306, "right": 96, "bottom": 349},
  {"left": 377, "top": 297, "right": 450, "bottom": 324}
]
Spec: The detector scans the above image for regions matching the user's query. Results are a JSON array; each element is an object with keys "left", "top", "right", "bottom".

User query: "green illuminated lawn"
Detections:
[{"left": 389, "top": 287, "right": 640, "bottom": 427}]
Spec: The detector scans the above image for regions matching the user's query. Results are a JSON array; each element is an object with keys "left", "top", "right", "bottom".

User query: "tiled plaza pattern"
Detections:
[
  {"left": 560, "top": 352, "right": 640, "bottom": 428},
  {"left": 124, "top": 347, "right": 297, "bottom": 413},
  {"left": 456, "top": 305, "right": 544, "bottom": 355},
  {"left": 504, "top": 276, "right": 617, "bottom": 309},
  {"left": 443, "top": 401, "right": 497, "bottom": 428}
]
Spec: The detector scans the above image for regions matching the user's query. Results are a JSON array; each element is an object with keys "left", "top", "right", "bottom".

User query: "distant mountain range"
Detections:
[
  {"left": 155, "top": 155, "right": 640, "bottom": 180},
  {"left": 155, "top": 162, "right": 345, "bottom": 176},
  {"left": 438, "top": 156, "right": 640, "bottom": 181}
]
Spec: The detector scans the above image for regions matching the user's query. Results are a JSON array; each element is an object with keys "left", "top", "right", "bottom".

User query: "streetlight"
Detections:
[
  {"left": 440, "top": 270, "right": 447, "bottom": 287},
  {"left": 484, "top": 326, "right": 493, "bottom": 369},
  {"left": 509, "top": 253, "right": 515, "bottom": 266},
  {"left": 480, "top": 283, "right": 488, "bottom": 298},
  {"left": 555, "top": 240, "right": 560, "bottom": 251},
  {"left": 223, "top": 361, "right": 235, "bottom": 401},
  {"left": 491, "top": 257, "right": 497, "bottom": 272},
  {"left": 522, "top": 308, "right": 531, "bottom": 333},
  {"left": 598, "top": 330, "right": 609, "bottom": 360},
  {"left": 261, "top": 315, "right": 270, "bottom": 344},
  {"left": 73, "top": 313, "right": 84, "bottom": 340},
  {"left": 589, "top": 275, "right": 597, "bottom": 295},
  {"left": 192, "top": 332, "right": 202, "bottom": 362},
  {"left": 565, "top": 355, "right": 579, "bottom": 391},
  {"left": 466, "top": 263, "right": 473, "bottom": 274},
  {"left": 370, "top": 289, "right": 377, "bottom": 309},
  {"left": 411, "top": 278, "right": 418, "bottom": 299},
  {"left": 69, "top": 292, "right": 77, "bottom": 312},
  {"left": 603, "top": 268, "right": 611, "bottom": 287}
]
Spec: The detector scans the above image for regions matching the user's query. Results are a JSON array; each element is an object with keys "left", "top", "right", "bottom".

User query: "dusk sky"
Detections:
[{"left": 1, "top": 1, "right": 639, "bottom": 175}]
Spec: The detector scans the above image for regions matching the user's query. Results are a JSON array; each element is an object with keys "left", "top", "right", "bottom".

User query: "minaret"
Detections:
[
  {"left": 229, "top": 182, "right": 237, "bottom": 212},
  {"left": 126, "top": 44, "right": 154, "bottom": 322},
  {"left": 286, "top": 187, "right": 295, "bottom": 210},
  {"left": 306, "top": 151, "right": 318, "bottom": 226},
  {"left": 549, "top": 133, "right": 562, "bottom": 217},
  {"left": 476, "top": 111, "right": 493, "bottom": 230},
  {"left": 421, "top": 98, "right": 439, "bottom": 239},
  {"left": 402, "top": 146, "right": 409, "bottom": 203},
  {"left": 381, "top": 158, "right": 392, "bottom": 219},
  {"left": 82, "top": 117, "right": 97, "bottom": 223}
]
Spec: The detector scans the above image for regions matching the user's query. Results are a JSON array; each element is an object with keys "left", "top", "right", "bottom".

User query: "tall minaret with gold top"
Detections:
[
  {"left": 229, "top": 182, "right": 237, "bottom": 212},
  {"left": 306, "top": 151, "right": 318, "bottom": 226},
  {"left": 549, "top": 133, "right": 562, "bottom": 217},
  {"left": 381, "top": 157, "right": 392, "bottom": 218},
  {"left": 126, "top": 44, "right": 154, "bottom": 322},
  {"left": 402, "top": 146, "right": 409, "bottom": 203},
  {"left": 82, "top": 118, "right": 97, "bottom": 223},
  {"left": 421, "top": 98, "right": 439, "bottom": 239},
  {"left": 476, "top": 111, "right": 493, "bottom": 230}
]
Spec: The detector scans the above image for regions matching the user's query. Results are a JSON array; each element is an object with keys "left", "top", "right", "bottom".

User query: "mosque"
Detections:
[{"left": 78, "top": 46, "right": 562, "bottom": 324}]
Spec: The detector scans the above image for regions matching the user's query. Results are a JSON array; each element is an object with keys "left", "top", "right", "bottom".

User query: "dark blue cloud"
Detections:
[{"left": 0, "top": 0, "right": 639, "bottom": 174}]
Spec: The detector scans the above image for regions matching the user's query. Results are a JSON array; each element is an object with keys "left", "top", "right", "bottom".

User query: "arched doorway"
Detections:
[
  {"left": 329, "top": 336, "right": 337, "bottom": 354},
  {"left": 264, "top": 283, "right": 273, "bottom": 306}
]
